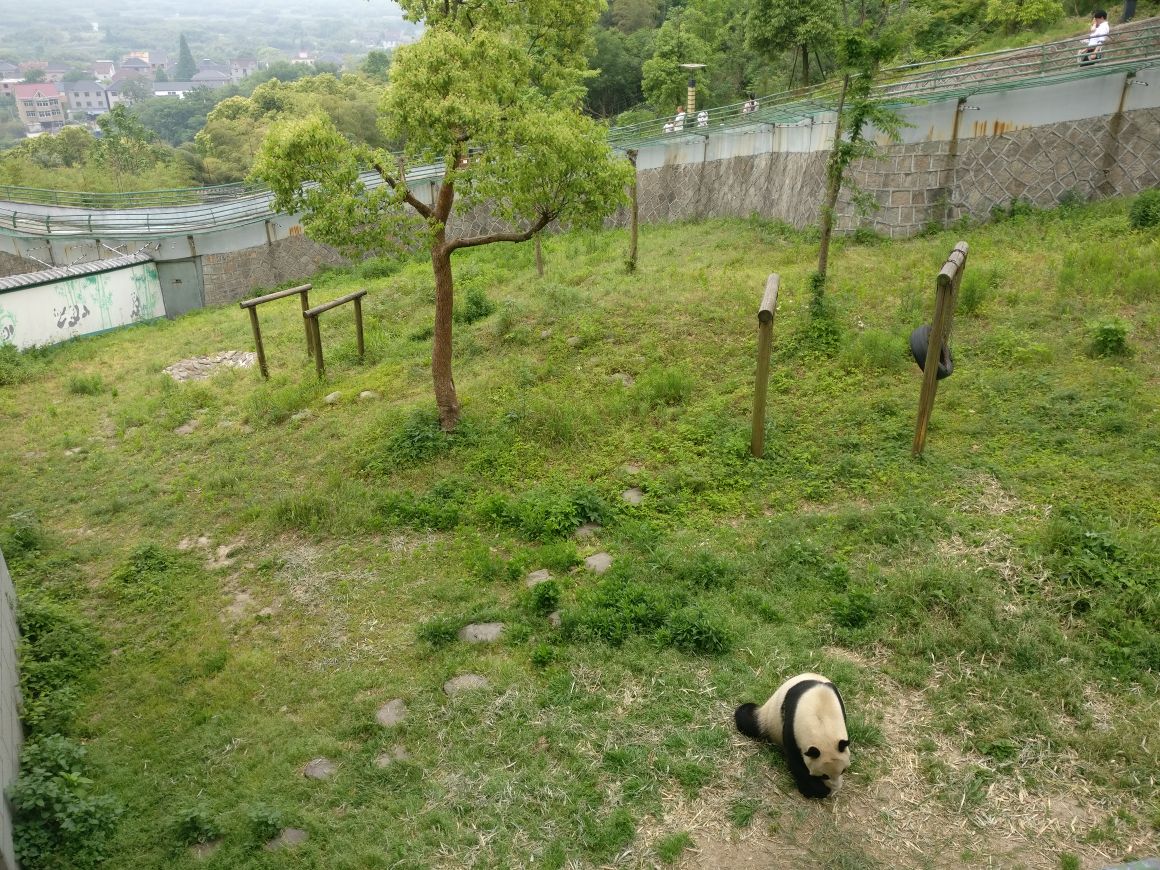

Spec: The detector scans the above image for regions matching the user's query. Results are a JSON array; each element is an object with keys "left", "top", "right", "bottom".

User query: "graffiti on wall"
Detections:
[
  {"left": 0, "top": 307, "right": 14, "bottom": 346},
  {"left": 53, "top": 284, "right": 92, "bottom": 330}
]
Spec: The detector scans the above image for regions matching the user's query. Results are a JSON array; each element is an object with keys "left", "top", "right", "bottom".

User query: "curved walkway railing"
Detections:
[{"left": 1, "top": 17, "right": 1158, "bottom": 239}]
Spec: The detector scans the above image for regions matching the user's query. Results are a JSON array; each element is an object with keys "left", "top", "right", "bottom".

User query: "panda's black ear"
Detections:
[
  {"left": 805, "top": 746, "right": 821, "bottom": 758},
  {"left": 838, "top": 739, "right": 849, "bottom": 752}
]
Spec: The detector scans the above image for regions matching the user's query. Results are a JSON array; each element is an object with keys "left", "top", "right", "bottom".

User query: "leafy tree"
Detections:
[
  {"left": 61, "top": 69, "right": 91, "bottom": 82},
  {"left": 587, "top": 27, "right": 652, "bottom": 116},
  {"left": 609, "top": 0, "right": 662, "bottom": 32},
  {"left": 133, "top": 86, "right": 234, "bottom": 146},
  {"left": 154, "top": 67, "right": 169, "bottom": 82},
  {"left": 641, "top": 12, "right": 713, "bottom": 109},
  {"left": 175, "top": 34, "right": 197, "bottom": 80},
  {"left": 22, "top": 69, "right": 47, "bottom": 84},
  {"left": 984, "top": 0, "right": 1063, "bottom": 31},
  {"left": 747, "top": 0, "right": 841, "bottom": 86},
  {"left": 253, "top": 0, "right": 632, "bottom": 431},
  {"left": 238, "top": 60, "right": 340, "bottom": 92},
  {"left": 360, "top": 50, "right": 392, "bottom": 82}
]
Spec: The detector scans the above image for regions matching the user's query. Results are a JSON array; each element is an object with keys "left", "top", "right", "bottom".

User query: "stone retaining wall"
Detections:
[
  {"left": 200, "top": 233, "right": 347, "bottom": 306},
  {"left": 0, "top": 252, "right": 42, "bottom": 280}
]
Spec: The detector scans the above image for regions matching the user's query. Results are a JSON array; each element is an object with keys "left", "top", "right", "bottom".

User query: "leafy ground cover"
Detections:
[{"left": 1, "top": 199, "right": 1158, "bottom": 869}]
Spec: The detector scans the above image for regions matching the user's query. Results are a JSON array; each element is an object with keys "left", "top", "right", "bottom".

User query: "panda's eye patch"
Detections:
[
  {"left": 805, "top": 746, "right": 821, "bottom": 759},
  {"left": 838, "top": 739, "right": 849, "bottom": 752}
]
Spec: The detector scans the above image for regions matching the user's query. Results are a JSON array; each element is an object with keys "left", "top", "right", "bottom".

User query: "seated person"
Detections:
[{"left": 1079, "top": 10, "right": 1109, "bottom": 64}]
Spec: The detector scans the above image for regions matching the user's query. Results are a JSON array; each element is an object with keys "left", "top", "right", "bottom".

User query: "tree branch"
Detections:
[
  {"left": 445, "top": 212, "right": 554, "bottom": 253},
  {"left": 372, "top": 157, "right": 433, "bottom": 220}
]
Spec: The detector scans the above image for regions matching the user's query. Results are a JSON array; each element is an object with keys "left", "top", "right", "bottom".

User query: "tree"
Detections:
[
  {"left": 610, "top": 0, "right": 662, "bottom": 32},
  {"left": 586, "top": 27, "right": 651, "bottom": 117},
  {"left": 154, "top": 67, "right": 169, "bottom": 82},
  {"left": 22, "top": 69, "right": 47, "bottom": 84},
  {"left": 747, "top": 0, "right": 841, "bottom": 87},
  {"left": 175, "top": 34, "right": 197, "bottom": 80},
  {"left": 360, "top": 50, "right": 391, "bottom": 82},
  {"left": 62, "top": 69, "right": 91, "bottom": 82},
  {"left": 641, "top": 13, "right": 713, "bottom": 109},
  {"left": 253, "top": 0, "right": 632, "bottom": 431}
]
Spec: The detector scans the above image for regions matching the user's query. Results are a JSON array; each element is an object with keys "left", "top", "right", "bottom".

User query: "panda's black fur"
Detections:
[{"left": 734, "top": 677, "right": 848, "bottom": 799}]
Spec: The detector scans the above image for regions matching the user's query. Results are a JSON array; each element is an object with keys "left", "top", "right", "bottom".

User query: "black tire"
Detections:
[{"left": 909, "top": 325, "right": 954, "bottom": 379}]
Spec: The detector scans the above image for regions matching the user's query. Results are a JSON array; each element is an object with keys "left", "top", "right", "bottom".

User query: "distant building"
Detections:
[
  {"left": 191, "top": 69, "right": 229, "bottom": 84},
  {"left": 154, "top": 81, "right": 225, "bottom": 98},
  {"left": 92, "top": 60, "right": 115, "bottom": 81},
  {"left": 44, "top": 63, "right": 70, "bottom": 83},
  {"left": 118, "top": 56, "right": 152, "bottom": 76},
  {"left": 290, "top": 51, "right": 315, "bottom": 66},
  {"left": 230, "top": 57, "right": 258, "bottom": 82},
  {"left": 0, "top": 61, "right": 18, "bottom": 78},
  {"left": 105, "top": 78, "right": 140, "bottom": 108},
  {"left": 13, "top": 83, "right": 66, "bottom": 134},
  {"left": 61, "top": 80, "right": 109, "bottom": 116},
  {"left": 0, "top": 79, "right": 20, "bottom": 98}
]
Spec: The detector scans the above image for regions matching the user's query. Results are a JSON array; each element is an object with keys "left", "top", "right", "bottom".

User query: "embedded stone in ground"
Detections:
[
  {"left": 585, "top": 552, "right": 613, "bottom": 574},
  {"left": 566, "top": 335, "right": 581, "bottom": 347},
  {"left": 540, "top": 329, "right": 552, "bottom": 339},
  {"left": 290, "top": 409, "right": 312, "bottom": 422},
  {"left": 304, "top": 758, "right": 337, "bottom": 780},
  {"left": 164, "top": 351, "right": 257, "bottom": 382},
  {"left": 444, "top": 674, "right": 489, "bottom": 695},
  {"left": 574, "top": 522, "right": 601, "bottom": 540},
  {"left": 622, "top": 487, "right": 644, "bottom": 505},
  {"left": 175, "top": 418, "right": 200, "bottom": 436},
  {"left": 359, "top": 390, "right": 381, "bottom": 400},
  {"left": 611, "top": 372, "right": 635, "bottom": 387},
  {"left": 458, "top": 622, "right": 504, "bottom": 643},
  {"left": 525, "top": 568, "right": 552, "bottom": 587},
  {"left": 548, "top": 610, "right": 562, "bottom": 628},
  {"left": 324, "top": 391, "right": 341, "bottom": 404},
  {"left": 624, "top": 462, "right": 644, "bottom": 474},
  {"left": 374, "top": 745, "right": 411, "bottom": 768},
  {"left": 265, "top": 828, "right": 308, "bottom": 851},
  {"left": 376, "top": 699, "right": 407, "bottom": 727}
]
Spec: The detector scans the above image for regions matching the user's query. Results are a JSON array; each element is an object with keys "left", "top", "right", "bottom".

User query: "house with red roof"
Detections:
[{"left": 13, "top": 83, "right": 65, "bottom": 134}]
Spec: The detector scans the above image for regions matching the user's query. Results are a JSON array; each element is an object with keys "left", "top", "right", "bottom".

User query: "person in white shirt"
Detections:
[
  {"left": 697, "top": 110, "right": 709, "bottom": 127},
  {"left": 1080, "top": 10, "right": 1110, "bottom": 64},
  {"left": 673, "top": 106, "right": 686, "bottom": 130}
]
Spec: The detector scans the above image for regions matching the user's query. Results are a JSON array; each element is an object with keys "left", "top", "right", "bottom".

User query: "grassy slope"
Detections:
[{"left": 2, "top": 202, "right": 1158, "bottom": 869}]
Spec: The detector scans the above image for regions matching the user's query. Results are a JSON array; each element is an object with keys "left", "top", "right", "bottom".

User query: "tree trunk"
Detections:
[
  {"left": 534, "top": 234, "right": 544, "bottom": 277},
  {"left": 802, "top": 44, "right": 810, "bottom": 87},
  {"left": 430, "top": 236, "right": 459, "bottom": 431},
  {"left": 817, "top": 73, "right": 850, "bottom": 280}
]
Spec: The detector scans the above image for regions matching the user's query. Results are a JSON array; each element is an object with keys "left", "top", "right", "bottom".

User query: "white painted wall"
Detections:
[{"left": 0, "top": 261, "right": 165, "bottom": 350}]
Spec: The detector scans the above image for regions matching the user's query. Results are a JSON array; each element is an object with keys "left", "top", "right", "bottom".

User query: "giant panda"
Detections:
[{"left": 734, "top": 672, "right": 850, "bottom": 799}]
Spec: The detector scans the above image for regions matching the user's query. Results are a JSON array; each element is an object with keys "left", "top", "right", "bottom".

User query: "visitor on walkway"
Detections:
[
  {"left": 1079, "top": 10, "right": 1110, "bottom": 64},
  {"left": 697, "top": 110, "right": 709, "bottom": 128},
  {"left": 673, "top": 106, "right": 687, "bottom": 130}
]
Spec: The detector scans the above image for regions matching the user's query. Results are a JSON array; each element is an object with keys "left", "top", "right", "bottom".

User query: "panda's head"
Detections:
[{"left": 802, "top": 736, "right": 850, "bottom": 792}]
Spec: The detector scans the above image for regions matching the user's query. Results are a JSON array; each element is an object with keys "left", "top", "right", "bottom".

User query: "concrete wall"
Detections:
[
  {"left": 0, "top": 259, "right": 165, "bottom": 350},
  {"left": 0, "top": 253, "right": 41, "bottom": 280},
  {"left": 0, "top": 548, "right": 19, "bottom": 870}
]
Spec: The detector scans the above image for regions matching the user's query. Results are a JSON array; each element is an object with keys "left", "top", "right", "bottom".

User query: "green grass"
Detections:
[{"left": 2, "top": 199, "right": 1158, "bottom": 868}]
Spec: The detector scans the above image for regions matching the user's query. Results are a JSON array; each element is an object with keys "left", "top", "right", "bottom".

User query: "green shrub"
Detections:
[
  {"left": 1087, "top": 317, "right": 1132, "bottom": 358},
  {"left": 376, "top": 477, "right": 472, "bottom": 531},
  {"left": 11, "top": 736, "right": 122, "bottom": 870},
  {"left": 501, "top": 482, "right": 610, "bottom": 540},
  {"left": 662, "top": 605, "right": 733, "bottom": 655},
  {"left": 530, "top": 642, "right": 561, "bottom": 668},
  {"left": 0, "top": 343, "right": 32, "bottom": 386},
  {"left": 524, "top": 578, "right": 561, "bottom": 615},
  {"left": 465, "top": 547, "right": 523, "bottom": 583},
  {"left": 958, "top": 265, "right": 1001, "bottom": 316},
  {"left": 831, "top": 586, "right": 879, "bottom": 629},
  {"left": 668, "top": 551, "right": 738, "bottom": 590},
  {"left": 173, "top": 805, "right": 222, "bottom": 846},
  {"left": 245, "top": 804, "right": 285, "bottom": 845},
  {"left": 454, "top": 286, "right": 497, "bottom": 325},
  {"left": 839, "top": 329, "right": 905, "bottom": 373},
  {"left": 67, "top": 374, "right": 106, "bottom": 395},
  {"left": 1, "top": 511, "right": 47, "bottom": 559},
  {"left": 564, "top": 574, "right": 680, "bottom": 646},
  {"left": 364, "top": 409, "right": 469, "bottom": 473},
  {"left": 656, "top": 831, "right": 694, "bottom": 864},
  {"left": 16, "top": 591, "right": 102, "bottom": 736},
  {"left": 109, "top": 544, "right": 178, "bottom": 602},
  {"left": 357, "top": 255, "right": 403, "bottom": 280},
  {"left": 1128, "top": 188, "right": 1160, "bottom": 230}
]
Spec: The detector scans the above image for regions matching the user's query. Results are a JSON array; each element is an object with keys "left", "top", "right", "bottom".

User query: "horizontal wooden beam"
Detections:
[
  {"left": 238, "top": 283, "right": 312, "bottom": 309},
  {"left": 304, "top": 289, "right": 367, "bottom": 319}
]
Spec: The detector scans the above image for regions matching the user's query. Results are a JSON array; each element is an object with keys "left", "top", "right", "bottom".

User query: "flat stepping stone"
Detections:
[
  {"left": 374, "top": 745, "right": 411, "bottom": 768},
  {"left": 303, "top": 758, "right": 337, "bottom": 780},
  {"left": 585, "top": 552, "right": 613, "bottom": 574},
  {"left": 164, "top": 351, "right": 256, "bottom": 382},
  {"left": 265, "top": 828, "right": 308, "bottom": 851},
  {"left": 324, "top": 391, "right": 341, "bottom": 404},
  {"left": 359, "top": 390, "right": 381, "bottom": 400},
  {"left": 574, "top": 522, "right": 601, "bottom": 540},
  {"left": 444, "top": 674, "right": 489, "bottom": 695},
  {"left": 611, "top": 372, "right": 635, "bottom": 387},
  {"left": 458, "top": 622, "right": 504, "bottom": 643},
  {"left": 622, "top": 487, "right": 644, "bottom": 505},
  {"left": 174, "top": 419, "right": 200, "bottom": 436},
  {"left": 624, "top": 462, "right": 644, "bottom": 474},
  {"left": 548, "top": 610, "right": 562, "bottom": 628},
  {"left": 290, "top": 409, "right": 312, "bottom": 422},
  {"left": 376, "top": 699, "right": 407, "bottom": 727},
  {"left": 190, "top": 840, "right": 221, "bottom": 860},
  {"left": 525, "top": 568, "right": 552, "bottom": 587}
]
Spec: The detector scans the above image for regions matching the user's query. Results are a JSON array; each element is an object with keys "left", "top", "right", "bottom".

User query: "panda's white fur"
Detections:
[{"left": 734, "top": 672, "right": 850, "bottom": 799}]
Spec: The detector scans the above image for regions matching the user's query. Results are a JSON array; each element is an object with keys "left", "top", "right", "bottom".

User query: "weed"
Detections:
[
  {"left": 668, "top": 550, "right": 738, "bottom": 590},
  {"left": 530, "top": 643, "right": 561, "bottom": 668},
  {"left": 582, "top": 808, "right": 635, "bottom": 863},
  {"left": 728, "top": 797, "right": 760, "bottom": 827},
  {"left": 523, "top": 578, "right": 561, "bottom": 615},
  {"left": 10, "top": 736, "right": 123, "bottom": 870},
  {"left": 365, "top": 409, "right": 457, "bottom": 472},
  {"left": 172, "top": 806, "right": 222, "bottom": 846},
  {"left": 67, "top": 373, "right": 106, "bottom": 395},
  {"left": 108, "top": 544, "right": 179, "bottom": 603},
  {"left": 0, "top": 343, "right": 35, "bottom": 386},
  {"left": 1087, "top": 317, "right": 1132, "bottom": 358},
  {"left": 1058, "top": 854, "right": 1081, "bottom": 870},
  {"left": 564, "top": 574, "right": 680, "bottom": 646},
  {"left": 1128, "top": 187, "right": 1160, "bottom": 229},
  {"left": 958, "top": 264, "right": 1001, "bottom": 316},
  {"left": 655, "top": 831, "right": 694, "bottom": 863},
  {"left": 454, "top": 286, "right": 497, "bottom": 325},
  {"left": 801, "top": 271, "right": 842, "bottom": 354},
  {"left": 499, "top": 482, "right": 610, "bottom": 540},
  {"left": 270, "top": 494, "right": 336, "bottom": 533},
  {"left": 357, "top": 255, "right": 404, "bottom": 280},
  {"left": 376, "top": 479, "right": 469, "bottom": 531},
  {"left": 1, "top": 511, "right": 46, "bottom": 559},
  {"left": 244, "top": 804, "right": 286, "bottom": 845},
  {"left": 632, "top": 366, "right": 694, "bottom": 408},
  {"left": 662, "top": 605, "right": 733, "bottom": 655},
  {"left": 416, "top": 616, "right": 461, "bottom": 647},
  {"left": 840, "top": 329, "right": 905, "bottom": 373}
]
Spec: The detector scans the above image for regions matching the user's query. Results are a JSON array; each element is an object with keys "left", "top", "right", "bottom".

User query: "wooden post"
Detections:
[
  {"left": 310, "top": 315, "right": 324, "bottom": 378},
  {"left": 912, "top": 241, "right": 968, "bottom": 456},
  {"left": 353, "top": 293, "right": 365, "bottom": 360},
  {"left": 626, "top": 149, "right": 639, "bottom": 273},
  {"left": 534, "top": 235, "right": 544, "bottom": 277},
  {"left": 299, "top": 285, "right": 313, "bottom": 357},
  {"left": 246, "top": 306, "right": 268, "bottom": 379},
  {"left": 751, "top": 274, "right": 780, "bottom": 458}
]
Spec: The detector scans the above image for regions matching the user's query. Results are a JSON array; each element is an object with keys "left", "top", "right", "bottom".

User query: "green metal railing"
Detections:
[{"left": 1, "top": 17, "right": 1157, "bottom": 237}]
